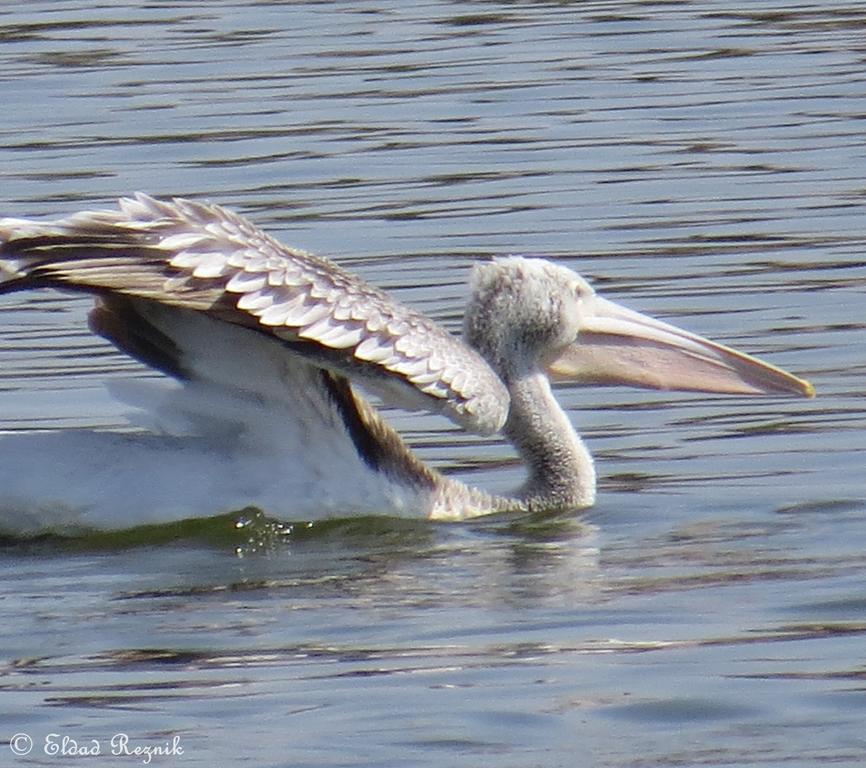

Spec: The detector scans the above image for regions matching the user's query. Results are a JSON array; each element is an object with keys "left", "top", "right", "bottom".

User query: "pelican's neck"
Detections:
[{"left": 503, "top": 369, "right": 596, "bottom": 512}]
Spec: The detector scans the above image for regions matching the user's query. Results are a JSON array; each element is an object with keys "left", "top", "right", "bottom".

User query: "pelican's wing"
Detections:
[{"left": 0, "top": 194, "right": 508, "bottom": 434}]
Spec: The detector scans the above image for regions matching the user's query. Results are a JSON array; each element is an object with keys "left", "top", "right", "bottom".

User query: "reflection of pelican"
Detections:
[{"left": 0, "top": 195, "right": 813, "bottom": 532}]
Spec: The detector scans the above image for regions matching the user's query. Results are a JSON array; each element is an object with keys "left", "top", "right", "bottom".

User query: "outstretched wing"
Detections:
[{"left": 0, "top": 194, "right": 508, "bottom": 435}]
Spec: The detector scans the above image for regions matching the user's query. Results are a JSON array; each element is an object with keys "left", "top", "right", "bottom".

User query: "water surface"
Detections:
[{"left": 1, "top": 2, "right": 865, "bottom": 766}]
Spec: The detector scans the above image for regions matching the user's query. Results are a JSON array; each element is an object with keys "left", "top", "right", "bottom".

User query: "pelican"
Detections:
[{"left": 0, "top": 195, "right": 813, "bottom": 535}]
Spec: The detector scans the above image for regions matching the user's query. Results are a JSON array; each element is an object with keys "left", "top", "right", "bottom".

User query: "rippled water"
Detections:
[{"left": 1, "top": 2, "right": 865, "bottom": 766}]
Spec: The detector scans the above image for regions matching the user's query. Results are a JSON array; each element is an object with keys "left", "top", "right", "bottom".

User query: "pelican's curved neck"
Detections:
[{"left": 503, "top": 369, "right": 596, "bottom": 512}]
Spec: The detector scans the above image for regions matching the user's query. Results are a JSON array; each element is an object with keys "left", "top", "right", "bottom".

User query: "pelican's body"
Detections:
[{"left": 0, "top": 196, "right": 812, "bottom": 536}]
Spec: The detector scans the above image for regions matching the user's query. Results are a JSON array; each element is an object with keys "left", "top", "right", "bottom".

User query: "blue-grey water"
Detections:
[{"left": 1, "top": 2, "right": 865, "bottom": 766}]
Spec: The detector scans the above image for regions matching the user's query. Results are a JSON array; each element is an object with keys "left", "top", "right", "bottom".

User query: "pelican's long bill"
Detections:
[{"left": 546, "top": 295, "right": 815, "bottom": 397}]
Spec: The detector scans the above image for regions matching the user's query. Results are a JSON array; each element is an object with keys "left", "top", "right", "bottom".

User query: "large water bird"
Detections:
[{"left": 0, "top": 195, "right": 813, "bottom": 534}]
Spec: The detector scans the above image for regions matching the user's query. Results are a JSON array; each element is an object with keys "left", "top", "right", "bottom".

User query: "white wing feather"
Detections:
[{"left": 0, "top": 194, "right": 509, "bottom": 435}]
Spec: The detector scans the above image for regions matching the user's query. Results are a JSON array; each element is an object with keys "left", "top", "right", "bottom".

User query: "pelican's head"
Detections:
[
  {"left": 466, "top": 256, "right": 814, "bottom": 397},
  {"left": 465, "top": 257, "right": 589, "bottom": 378}
]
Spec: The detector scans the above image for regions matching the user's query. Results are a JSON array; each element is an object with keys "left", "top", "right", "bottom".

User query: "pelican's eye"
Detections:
[{"left": 569, "top": 279, "right": 591, "bottom": 315}]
